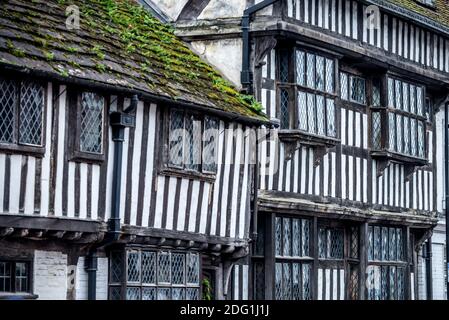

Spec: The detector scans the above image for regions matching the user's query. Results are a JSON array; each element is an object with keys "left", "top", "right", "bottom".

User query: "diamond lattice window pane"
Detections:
[
  {"left": 19, "top": 81, "right": 43, "bottom": 146},
  {"left": 418, "top": 121, "right": 425, "bottom": 158},
  {"left": 388, "top": 113, "right": 396, "bottom": 152},
  {"left": 368, "top": 226, "right": 374, "bottom": 261},
  {"left": 396, "top": 114, "right": 403, "bottom": 153},
  {"left": 403, "top": 82, "right": 410, "bottom": 112},
  {"left": 158, "top": 251, "right": 171, "bottom": 284},
  {"left": 109, "top": 287, "right": 122, "bottom": 300},
  {"left": 184, "top": 115, "right": 201, "bottom": 171},
  {"left": 275, "top": 263, "right": 282, "bottom": 300},
  {"left": 110, "top": 251, "right": 123, "bottom": 283},
  {"left": 411, "top": 119, "right": 417, "bottom": 156},
  {"left": 318, "top": 228, "right": 326, "bottom": 258},
  {"left": 389, "top": 228, "right": 397, "bottom": 261},
  {"left": 329, "top": 229, "right": 344, "bottom": 259},
  {"left": 316, "top": 56, "right": 325, "bottom": 91},
  {"left": 292, "top": 263, "right": 301, "bottom": 300},
  {"left": 0, "top": 77, "right": 17, "bottom": 143},
  {"left": 280, "top": 50, "right": 289, "bottom": 83},
  {"left": 381, "top": 227, "right": 389, "bottom": 261},
  {"left": 416, "top": 86, "right": 423, "bottom": 116},
  {"left": 157, "top": 288, "right": 171, "bottom": 300},
  {"left": 301, "top": 220, "right": 310, "bottom": 257},
  {"left": 397, "top": 228, "right": 404, "bottom": 261},
  {"left": 395, "top": 80, "right": 402, "bottom": 110},
  {"left": 292, "top": 219, "right": 301, "bottom": 257},
  {"left": 381, "top": 266, "right": 388, "bottom": 300},
  {"left": 372, "top": 80, "right": 381, "bottom": 107},
  {"left": 302, "top": 263, "right": 311, "bottom": 300},
  {"left": 172, "top": 288, "right": 186, "bottom": 300},
  {"left": 141, "top": 251, "right": 156, "bottom": 284},
  {"left": 350, "top": 76, "right": 366, "bottom": 104},
  {"left": 326, "top": 98, "right": 336, "bottom": 137},
  {"left": 283, "top": 218, "right": 291, "bottom": 257},
  {"left": 296, "top": 50, "right": 305, "bottom": 86},
  {"left": 297, "top": 91, "right": 308, "bottom": 131},
  {"left": 172, "top": 253, "right": 185, "bottom": 285},
  {"left": 349, "top": 265, "right": 359, "bottom": 300},
  {"left": 372, "top": 112, "right": 381, "bottom": 149},
  {"left": 186, "top": 288, "right": 199, "bottom": 300},
  {"left": 142, "top": 287, "right": 156, "bottom": 300},
  {"left": 187, "top": 253, "right": 199, "bottom": 285},
  {"left": 306, "top": 53, "right": 315, "bottom": 89},
  {"left": 280, "top": 89, "right": 290, "bottom": 129},
  {"left": 126, "top": 287, "right": 141, "bottom": 300},
  {"left": 80, "top": 92, "right": 104, "bottom": 154},
  {"left": 169, "top": 110, "right": 184, "bottom": 167},
  {"left": 325, "top": 58, "right": 334, "bottom": 93},
  {"left": 254, "top": 262, "right": 265, "bottom": 300},
  {"left": 340, "top": 72, "right": 348, "bottom": 100},
  {"left": 389, "top": 266, "right": 396, "bottom": 300},
  {"left": 316, "top": 95, "right": 325, "bottom": 136},
  {"left": 410, "top": 85, "right": 416, "bottom": 114},
  {"left": 397, "top": 267, "right": 405, "bottom": 300},
  {"left": 282, "top": 263, "right": 292, "bottom": 300},
  {"left": 127, "top": 251, "right": 140, "bottom": 283},
  {"left": 374, "top": 226, "right": 381, "bottom": 261},
  {"left": 403, "top": 117, "right": 410, "bottom": 155},
  {"left": 275, "top": 217, "right": 282, "bottom": 256},
  {"left": 307, "top": 93, "right": 316, "bottom": 134},
  {"left": 388, "top": 78, "right": 395, "bottom": 108},
  {"left": 350, "top": 226, "right": 359, "bottom": 259},
  {"left": 203, "top": 117, "right": 218, "bottom": 173}
]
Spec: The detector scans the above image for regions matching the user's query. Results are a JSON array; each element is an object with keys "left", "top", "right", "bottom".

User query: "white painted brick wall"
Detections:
[
  {"left": 33, "top": 250, "right": 68, "bottom": 300},
  {"left": 75, "top": 257, "right": 109, "bottom": 300}
]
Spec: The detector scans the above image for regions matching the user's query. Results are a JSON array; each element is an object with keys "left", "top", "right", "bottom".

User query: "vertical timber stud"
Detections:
[
  {"left": 406, "top": 226, "right": 412, "bottom": 300},
  {"left": 359, "top": 222, "right": 368, "bottom": 300},
  {"left": 264, "top": 213, "right": 275, "bottom": 300},
  {"left": 312, "top": 217, "right": 318, "bottom": 300}
]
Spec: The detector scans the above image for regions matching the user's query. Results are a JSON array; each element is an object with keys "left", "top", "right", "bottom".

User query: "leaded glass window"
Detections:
[
  {"left": 340, "top": 72, "right": 366, "bottom": 105},
  {"left": 168, "top": 109, "right": 219, "bottom": 173},
  {"left": 367, "top": 225, "right": 407, "bottom": 300},
  {"left": 278, "top": 47, "right": 336, "bottom": 137},
  {"left": 109, "top": 249, "right": 201, "bottom": 300},
  {"left": 274, "top": 216, "right": 312, "bottom": 300},
  {"left": 0, "top": 77, "right": 44, "bottom": 147},
  {"left": 79, "top": 92, "right": 104, "bottom": 154},
  {"left": 318, "top": 227, "right": 344, "bottom": 259},
  {"left": 386, "top": 77, "right": 426, "bottom": 158}
]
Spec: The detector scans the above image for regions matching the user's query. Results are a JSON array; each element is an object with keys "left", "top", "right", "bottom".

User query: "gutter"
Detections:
[{"left": 85, "top": 95, "right": 137, "bottom": 300}]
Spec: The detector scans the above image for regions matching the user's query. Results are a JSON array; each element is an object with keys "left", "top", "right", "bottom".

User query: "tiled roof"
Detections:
[
  {"left": 0, "top": 0, "right": 267, "bottom": 122},
  {"left": 386, "top": 0, "right": 449, "bottom": 28}
]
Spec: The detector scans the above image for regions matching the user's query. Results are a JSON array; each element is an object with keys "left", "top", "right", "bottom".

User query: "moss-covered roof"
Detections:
[
  {"left": 386, "top": 0, "right": 449, "bottom": 28},
  {"left": 0, "top": 0, "right": 267, "bottom": 122}
]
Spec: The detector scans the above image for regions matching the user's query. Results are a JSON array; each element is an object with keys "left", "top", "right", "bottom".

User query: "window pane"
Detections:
[
  {"left": 172, "top": 288, "right": 185, "bottom": 300},
  {"left": 283, "top": 218, "right": 291, "bottom": 256},
  {"left": 292, "top": 219, "right": 301, "bottom": 257},
  {"left": 381, "top": 227, "right": 389, "bottom": 261},
  {"left": 318, "top": 228, "right": 326, "bottom": 258},
  {"left": 280, "top": 89, "right": 290, "bottom": 129},
  {"left": 275, "top": 217, "right": 282, "bottom": 256},
  {"left": 301, "top": 219, "right": 310, "bottom": 256},
  {"left": 15, "top": 262, "right": 28, "bottom": 293},
  {"left": 329, "top": 229, "right": 344, "bottom": 259},
  {"left": 316, "top": 95, "right": 325, "bottom": 136},
  {"left": 416, "top": 86, "right": 423, "bottom": 116},
  {"left": 302, "top": 263, "right": 312, "bottom": 300},
  {"left": 186, "top": 288, "right": 199, "bottom": 300},
  {"left": 306, "top": 53, "right": 315, "bottom": 89},
  {"left": 395, "top": 80, "right": 402, "bottom": 110},
  {"left": 184, "top": 115, "right": 201, "bottom": 171},
  {"left": 297, "top": 91, "right": 308, "bottom": 131},
  {"left": 0, "top": 77, "right": 17, "bottom": 143},
  {"left": 280, "top": 50, "right": 289, "bottom": 83},
  {"left": 388, "top": 78, "right": 394, "bottom": 108},
  {"left": 80, "top": 92, "right": 104, "bottom": 154},
  {"left": 402, "top": 83, "right": 409, "bottom": 112},
  {"left": 340, "top": 72, "right": 348, "bottom": 100},
  {"left": 203, "top": 117, "right": 218, "bottom": 173},
  {"left": 389, "top": 228, "right": 397, "bottom": 261},
  {"left": 374, "top": 226, "right": 381, "bottom": 261},
  {"left": 109, "top": 286, "right": 122, "bottom": 300},
  {"left": 126, "top": 287, "right": 141, "bottom": 300},
  {"left": 368, "top": 226, "right": 374, "bottom": 261},
  {"left": 411, "top": 119, "right": 417, "bottom": 156},
  {"left": 296, "top": 50, "right": 305, "bottom": 86},
  {"left": 396, "top": 114, "right": 403, "bottom": 153},
  {"left": 325, "top": 58, "right": 334, "bottom": 93},
  {"left": 282, "top": 263, "right": 292, "bottom": 300},
  {"left": 292, "top": 263, "right": 301, "bottom": 300},
  {"left": 403, "top": 117, "right": 410, "bottom": 155},
  {"left": 19, "top": 81, "right": 44, "bottom": 146},
  {"left": 186, "top": 253, "right": 199, "bottom": 285},
  {"left": 326, "top": 98, "right": 336, "bottom": 137},
  {"left": 418, "top": 121, "right": 425, "bottom": 158},
  {"left": 349, "top": 226, "right": 359, "bottom": 259},
  {"left": 142, "top": 287, "right": 156, "bottom": 300},
  {"left": 388, "top": 113, "right": 396, "bottom": 152},
  {"left": 158, "top": 252, "right": 171, "bottom": 284},
  {"left": 389, "top": 266, "right": 396, "bottom": 300},
  {"left": 0, "top": 261, "right": 11, "bottom": 292},
  {"left": 397, "top": 229, "right": 404, "bottom": 261},
  {"left": 307, "top": 93, "right": 316, "bottom": 133},
  {"left": 316, "top": 56, "right": 325, "bottom": 91},
  {"left": 372, "top": 112, "right": 381, "bottom": 149},
  {"left": 127, "top": 251, "right": 140, "bottom": 283},
  {"left": 141, "top": 251, "right": 156, "bottom": 284},
  {"left": 410, "top": 85, "right": 416, "bottom": 114},
  {"left": 275, "top": 263, "right": 283, "bottom": 300},
  {"left": 372, "top": 79, "right": 381, "bottom": 107},
  {"left": 169, "top": 110, "right": 184, "bottom": 167},
  {"left": 171, "top": 253, "right": 185, "bottom": 285},
  {"left": 157, "top": 288, "right": 171, "bottom": 300},
  {"left": 350, "top": 76, "right": 366, "bottom": 104},
  {"left": 110, "top": 251, "right": 123, "bottom": 283}
]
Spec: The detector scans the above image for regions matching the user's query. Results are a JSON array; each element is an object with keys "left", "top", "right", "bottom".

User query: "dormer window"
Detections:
[
  {"left": 415, "top": 0, "right": 435, "bottom": 9},
  {"left": 278, "top": 47, "right": 337, "bottom": 140}
]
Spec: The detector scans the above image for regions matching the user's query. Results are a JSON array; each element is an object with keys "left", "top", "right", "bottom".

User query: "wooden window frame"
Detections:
[
  {"left": 159, "top": 107, "right": 218, "bottom": 182},
  {"left": 0, "top": 259, "right": 33, "bottom": 295},
  {"left": 0, "top": 76, "right": 46, "bottom": 157},
  {"left": 276, "top": 43, "right": 341, "bottom": 147},
  {"left": 68, "top": 88, "right": 108, "bottom": 164}
]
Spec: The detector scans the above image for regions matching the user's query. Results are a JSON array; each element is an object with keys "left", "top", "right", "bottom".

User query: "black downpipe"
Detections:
[
  {"left": 446, "top": 102, "right": 449, "bottom": 300},
  {"left": 241, "top": 0, "right": 279, "bottom": 94},
  {"left": 425, "top": 238, "right": 433, "bottom": 300},
  {"left": 86, "top": 95, "right": 138, "bottom": 300}
]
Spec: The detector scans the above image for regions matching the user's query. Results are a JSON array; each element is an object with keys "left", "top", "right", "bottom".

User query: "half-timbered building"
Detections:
[
  {"left": 150, "top": 0, "right": 449, "bottom": 299},
  {"left": 0, "top": 0, "right": 268, "bottom": 300}
]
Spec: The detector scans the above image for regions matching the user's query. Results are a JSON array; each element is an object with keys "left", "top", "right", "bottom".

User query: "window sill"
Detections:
[
  {"left": 0, "top": 143, "right": 45, "bottom": 158},
  {"left": 70, "top": 150, "right": 105, "bottom": 164},
  {"left": 370, "top": 150, "right": 427, "bottom": 166},
  {"left": 0, "top": 293, "right": 38, "bottom": 300},
  {"left": 278, "top": 130, "right": 340, "bottom": 148},
  {"left": 159, "top": 167, "right": 216, "bottom": 183}
]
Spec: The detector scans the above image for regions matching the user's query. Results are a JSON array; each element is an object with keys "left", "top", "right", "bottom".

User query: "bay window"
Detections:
[{"left": 278, "top": 47, "right": 337, "bottom": 140}]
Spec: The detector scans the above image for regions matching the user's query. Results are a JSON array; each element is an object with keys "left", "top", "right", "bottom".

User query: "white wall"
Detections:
[
  {"left": 75, "top": 257, "right": 109, "bottom": 300},
  {"left": 33, "top": 250, "right": 68, "bottom": 300}
]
